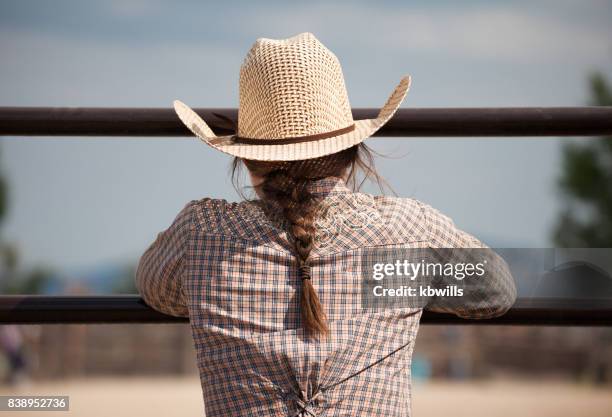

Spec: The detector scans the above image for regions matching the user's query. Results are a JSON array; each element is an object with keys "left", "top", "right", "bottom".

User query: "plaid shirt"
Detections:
[{"left": 136, "top": 177, "right": 516, "bottom": 417}]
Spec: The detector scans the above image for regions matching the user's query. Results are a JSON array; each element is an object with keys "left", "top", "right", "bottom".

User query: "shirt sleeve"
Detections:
[
  {"left": 135, "top": 201, "right": 196, "bottom": 318},
  {"left": 420, "top": 202, "right": 518, "bottom": 319}
]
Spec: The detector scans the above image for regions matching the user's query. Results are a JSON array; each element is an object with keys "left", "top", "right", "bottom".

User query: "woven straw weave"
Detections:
[
  {"left": 238, "top": 32, "right": 353, "bottom": 139},
  {"left": 173, "top": 32, "right": 411, "bottom": 161}
]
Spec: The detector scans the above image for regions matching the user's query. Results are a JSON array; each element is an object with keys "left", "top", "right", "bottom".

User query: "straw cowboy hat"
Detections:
[{"left": 173, "top": 32, "right": 411, "bottom": 161}]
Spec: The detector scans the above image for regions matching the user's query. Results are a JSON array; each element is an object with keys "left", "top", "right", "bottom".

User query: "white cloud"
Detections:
[
  {"left": 237, "top": 3, "right": 611, "bottom": 65},
  {"left": 0, "top": 28, "right": 243, "bottom": 106}
]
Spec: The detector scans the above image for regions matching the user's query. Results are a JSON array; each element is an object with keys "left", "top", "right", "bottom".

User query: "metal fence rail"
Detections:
[
  {"left": 1, "top": 106, "right": 612, "bottom": 137},
  {"left": 0, "top": 296, "right": 611, "bottom": 326},
  {"left": 2, "top": 106, "right": 612, "bottom": 326}
]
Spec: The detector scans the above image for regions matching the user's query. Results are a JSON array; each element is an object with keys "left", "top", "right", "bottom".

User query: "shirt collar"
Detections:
[
  {"left": 305, "top": 176, "right": 352, "bottom": 196},
  {"left": 258, "top": 177, "right": 352, "bottom": 217}
]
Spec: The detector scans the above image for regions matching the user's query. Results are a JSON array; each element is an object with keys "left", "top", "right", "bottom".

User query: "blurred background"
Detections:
[{"left": 0, "top": 0, "right": 611, "bottom": 416}]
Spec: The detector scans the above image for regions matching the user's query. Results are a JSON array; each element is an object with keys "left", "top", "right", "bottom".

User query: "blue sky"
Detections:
[{"left": 0, "top": 0, "right": 611, "bottom": 272}]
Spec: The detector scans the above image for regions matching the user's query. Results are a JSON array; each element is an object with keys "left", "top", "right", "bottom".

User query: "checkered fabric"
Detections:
[{"left": 136, "top": 177, "right": 517, "bottom": 417}]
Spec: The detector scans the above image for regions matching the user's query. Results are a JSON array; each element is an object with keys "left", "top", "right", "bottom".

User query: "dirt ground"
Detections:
[{"left": 0, "top": 376, "right": 610, "bottom": 416}]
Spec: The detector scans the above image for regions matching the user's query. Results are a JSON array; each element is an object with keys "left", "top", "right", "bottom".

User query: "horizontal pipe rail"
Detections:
[
  {"left": 1, "top": 107, "right": 612, "bottom": 137},
  {"left": 0, "top": 296, "right": 610, "bottom": 326}
]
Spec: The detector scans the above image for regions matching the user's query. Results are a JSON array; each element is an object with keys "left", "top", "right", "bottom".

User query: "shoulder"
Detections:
[
  {"left": 188, "top": 197, "right": 275, "bottom": 238},
  {"left": 404, "top": 199, "right": 484, "bottom": 248},
  {"left": 372, "top": 194, "right": 459, "bottom": 242},
  {"left": 373, "top": 194, "right": 426, "bottom": 222}
]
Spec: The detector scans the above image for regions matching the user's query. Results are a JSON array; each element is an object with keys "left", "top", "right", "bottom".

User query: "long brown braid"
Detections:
[{"left": 232, "top": 143, "right": 387, "bottom": 338}]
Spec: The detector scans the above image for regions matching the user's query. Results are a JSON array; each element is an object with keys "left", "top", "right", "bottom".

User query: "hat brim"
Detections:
[{"left": 173, "top": 75, "right": 411, "bottom": 162}]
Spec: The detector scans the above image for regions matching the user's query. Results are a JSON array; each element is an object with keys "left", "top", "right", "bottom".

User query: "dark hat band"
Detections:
[{"left": 233, "top": 123, "right": 356, "bottom": 145}]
